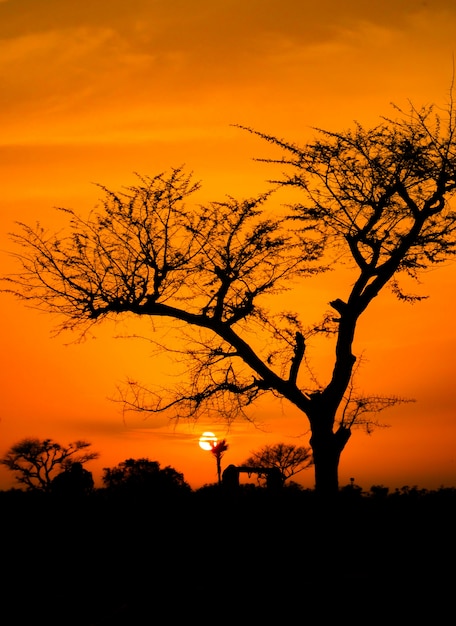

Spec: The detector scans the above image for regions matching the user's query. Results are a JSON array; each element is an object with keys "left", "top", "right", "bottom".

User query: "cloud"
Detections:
[{"left": 1, "top": 0, "right": 455, "bottom": 147}]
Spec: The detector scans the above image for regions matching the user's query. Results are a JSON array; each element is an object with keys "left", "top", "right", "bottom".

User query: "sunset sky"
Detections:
[{"left": 1, "top": 0, "right": 456, "bottom": 492}]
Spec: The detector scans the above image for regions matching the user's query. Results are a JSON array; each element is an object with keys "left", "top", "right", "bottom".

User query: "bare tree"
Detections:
[
  {"left": 3, "top": 100, "right": 456, "bottom": 497},
  {"left": 0, "top": 438, "right": 99, "bottom": 492},
  {"left": 242, "top": 442, "right": 313, "bottom": 485},
  {"left": 236, "top": 99, "right": 456, "bottom": 494}
]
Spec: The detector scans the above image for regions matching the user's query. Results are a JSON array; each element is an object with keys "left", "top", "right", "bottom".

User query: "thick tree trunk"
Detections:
[{"left": 310, "top": 425, "right": 351, "bottom": 498}]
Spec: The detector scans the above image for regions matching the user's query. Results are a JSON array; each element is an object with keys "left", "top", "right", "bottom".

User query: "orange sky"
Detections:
[{"left": 1, "top": 0, "right": 456, "bottom": 492}]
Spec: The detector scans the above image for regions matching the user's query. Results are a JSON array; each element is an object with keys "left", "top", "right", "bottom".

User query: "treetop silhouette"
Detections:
[
  {"left": 102, "top": 457, "right": 191, "bottom": 496},
  {"left": 0, "top": 438, "right": 99, "bottom": 492},
  {"left": 242, "top": 442, "right": 313, "bottom": 485}
]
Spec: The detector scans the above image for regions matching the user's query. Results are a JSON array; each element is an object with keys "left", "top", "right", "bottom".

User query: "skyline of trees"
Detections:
[{"left": 1, "top": 435, "right": 454, "bottom": 496}]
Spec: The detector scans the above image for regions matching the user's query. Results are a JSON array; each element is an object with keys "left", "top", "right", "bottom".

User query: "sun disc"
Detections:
[{"left": 199, "top": 431, "right": 217, "bottom": 450}]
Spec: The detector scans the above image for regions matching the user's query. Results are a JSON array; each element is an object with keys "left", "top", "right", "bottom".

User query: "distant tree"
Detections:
[
  {"left": 339, "top": 477, "right": 363, "bottom": 499},
  {"left": 369, "top": 485, "right": 389, "bottom": 499},
  {"left": 51, "top": 461, "right": 94, "bottom": 498},
  {"left": 5, "top": 99, "right": 456, "bottom": 498},
  {"left": 0, "top": 438, "right": 99, "bottom": 492},
  {"left": 210, "top": 439, "right": 229, "bottom": 485},
  {"left": 102, "top": 458, "right": 191, "bottom": 497},
  {"left": 242, "top": 442, "right": 313, "bottom": 486}
]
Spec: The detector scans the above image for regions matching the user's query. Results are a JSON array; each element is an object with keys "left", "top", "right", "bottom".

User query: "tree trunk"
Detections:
[
  {"left": 310, "top": 425, "right": 351, "bottom": 498},
  {"left": 216, "top": 456, "right": 222, "bottom": 485}
]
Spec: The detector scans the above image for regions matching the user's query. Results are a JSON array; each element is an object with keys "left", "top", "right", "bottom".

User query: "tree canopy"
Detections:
[
  {"left": 242, "top": 442, "right": 313, "bottom": 485},
  {"left": 102, "top": 457, "right": 191, "bottom": 497},
  {"left": 0, "top": 438, "right": 99, "bottom": 492}
]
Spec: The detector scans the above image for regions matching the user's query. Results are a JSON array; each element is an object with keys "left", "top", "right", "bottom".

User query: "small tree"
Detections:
[
  {"left": 102, "top": 458, "right": 191, "bottom": 497},
  {"left": 0, "top": 438, "right": 99, "bottom": 492},
  {"left": 210, "top": 439, "right": 229, "bottom": 485},
  {"left": 51, "top": 462, "right": 95, "bottom": 497},
  {"left": 242, "top": 442, "right": 313, "bottom": 486}
]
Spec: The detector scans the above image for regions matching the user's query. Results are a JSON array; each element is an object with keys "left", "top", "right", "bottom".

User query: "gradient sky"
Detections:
[{"left": 1, "top": 0, "right": 456, "bottom": 492}]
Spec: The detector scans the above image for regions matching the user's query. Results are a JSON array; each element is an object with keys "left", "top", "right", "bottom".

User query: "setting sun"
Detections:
[{"left": 199, "top": 432, "right": 218, "bottom": 451}]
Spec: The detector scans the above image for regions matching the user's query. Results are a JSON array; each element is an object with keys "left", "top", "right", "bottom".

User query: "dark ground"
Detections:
[{"left": 2, "top": 486, "right": 455, "bottom": 624}]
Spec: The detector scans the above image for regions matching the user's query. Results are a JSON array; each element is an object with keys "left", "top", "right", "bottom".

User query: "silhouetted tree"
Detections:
[
  {"left": 4, "top": 99, "right": 456, "bottom": 497},
  {"left": 102, "top": 457, "right": 191, "bottom": 498},
  {"left": 51, "top": 461, "right": 94, "bottom": 497},
  {"left": 369, "top": 485, "right": 389, "bottom": 499},
  {"left": 0, "top": 438, "right": 99, "bottom": 492},
  {"left": 210, "top": 439, "right": 229, "bottom": 485},
  {"left": 234, "top": 100, "right": 456, "bottom": 495},
  {"left": 242, "top": 442, "right": 313, "bottom": 485}
]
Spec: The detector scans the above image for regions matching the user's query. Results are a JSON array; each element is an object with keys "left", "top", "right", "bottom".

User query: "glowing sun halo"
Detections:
[{"left": 199, "top": 431, "right": 218, "bottom": 451}]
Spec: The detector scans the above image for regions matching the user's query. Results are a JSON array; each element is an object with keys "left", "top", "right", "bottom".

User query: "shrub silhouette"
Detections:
[{"left": 101, "top": 457, "right": 192, "bottom": 500}]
